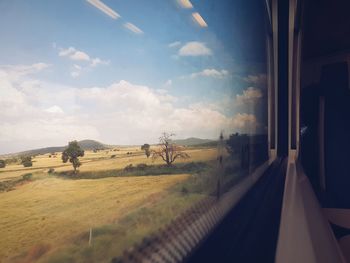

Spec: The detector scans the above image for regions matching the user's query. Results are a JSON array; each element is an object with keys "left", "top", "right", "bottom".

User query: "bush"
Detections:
[
  {"left": 22, "top": 160, "right": 33, "bottom": 167},
  {"left": 110, "top": 155, "right": 116, "bottom": 158},
  {"left": 5, "top": 158, "right": 19, "bottom": 165},
  {"left": 0, "top": 160, "right": 5, "bottom": 168},
  {"left": 181, "top": 186, "right": 189, "bottom": 195},
  {"left": 48, "top": 168, "right": 55, "bottom": 174},
  {"left": 136, "top": 163, "right": 148, "bottom": 170},
  {"left": 21, "top": 156, "right": 33, "bottom": 167},
  {"left": 22, "top": 173, "right": 32, "bottom": 180},
  {"left": 124, "top": 164, "right": 134, "bottom": 171}
]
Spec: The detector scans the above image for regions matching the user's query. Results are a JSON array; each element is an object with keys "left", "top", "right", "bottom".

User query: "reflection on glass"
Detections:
[{"left": 0, "top": 0, "right": 268, "bottom": 262}]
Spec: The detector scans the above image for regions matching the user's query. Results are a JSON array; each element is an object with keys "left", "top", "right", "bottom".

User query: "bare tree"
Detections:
[{"left": 152, "top": 132, "right": 190, "bottom": 166}]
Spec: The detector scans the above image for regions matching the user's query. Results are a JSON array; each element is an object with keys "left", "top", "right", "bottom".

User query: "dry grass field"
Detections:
[
  {"left": 0, "top": 147, "right": 217, "bottom": 178},
  {"left": 0, "top": 146, "right": 220, "bottom": 262}
]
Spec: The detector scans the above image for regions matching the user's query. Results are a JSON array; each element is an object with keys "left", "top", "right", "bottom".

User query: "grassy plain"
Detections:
[
  {"left": 0, "top": 147, "right": 216, "bottom": 178},
  {"left": 0, "top": 146, "right": 224, "bottom": 262}
]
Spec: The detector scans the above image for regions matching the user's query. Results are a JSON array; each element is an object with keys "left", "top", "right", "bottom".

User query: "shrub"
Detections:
[
  {"left": 0, "top": 160, "right": 5, "bottom": 168},
  {"left": 5, "top": 158, "right": 19, "bottom": 165},
  {"left": 124, "top": 164, "right": 134, "bottom": 171},
  {"left": 48, "top": 168, "right": 55, "bottom": 174},
  {"left": 23, "top": 161, "right": 33, "bottom": 167},
  {"left": 21, "top": 156, "right": 33, "bottom": 167},
  {"left": 110, "top": 155, "right": 116, "bottom": 158},
  {"left": 136, "top": 163, "right": 148, "bottom": 170},
  {"left": 22, "top": 173, "right": 32, "bottom": 180},
  {"left": 181, "top": 186, "right": 189, "bottom": 195}
]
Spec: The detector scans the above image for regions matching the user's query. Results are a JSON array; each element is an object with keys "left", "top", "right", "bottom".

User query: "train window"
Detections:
[
  {"left": 300, "top": 0, "right": 350, "bottom": 208},
  {"left": 0, "top": 0, "right": 268, "bottom": 262}
]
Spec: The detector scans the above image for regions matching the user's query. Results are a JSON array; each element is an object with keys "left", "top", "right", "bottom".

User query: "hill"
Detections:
[
  {"left": 76, "top": 140, "right": 108, "bottom": 150},
  {"left": 1, "top": 140, "right": 110, "bottom": 157},
  {"left": 173, "top": 137, "right": 214, "bottom": 146}
]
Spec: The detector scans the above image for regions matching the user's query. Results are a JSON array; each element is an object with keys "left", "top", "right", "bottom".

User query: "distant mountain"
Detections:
[
  {"left": 172, "top": 137, "right": 215, "bottom": 146},
  {"left": 2, "top": 140, "right": 110, "bottom": 157},
  {"left": 0, "top": 138, "right": 218, "bottom": 158},
  {"left": 76, "top": 140, "right": 108, "bottom": 150}
]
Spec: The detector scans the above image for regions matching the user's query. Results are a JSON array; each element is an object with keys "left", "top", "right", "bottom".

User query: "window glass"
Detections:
[{"left": 0, "top": 0, "right": 268, "bottom": 262}]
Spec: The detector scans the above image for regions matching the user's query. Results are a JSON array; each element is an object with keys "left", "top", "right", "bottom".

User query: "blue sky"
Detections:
[{"left": 0, "top": 0, "right": 268, "bottom": 154}]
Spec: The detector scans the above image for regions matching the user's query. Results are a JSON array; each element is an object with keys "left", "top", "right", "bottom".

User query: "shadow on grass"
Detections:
[
  {"left": 55, "top": 162, "right": 212, "bottom": 180},
  {"left": 0, "top": 173, "right": 33, "bottom": 192}
]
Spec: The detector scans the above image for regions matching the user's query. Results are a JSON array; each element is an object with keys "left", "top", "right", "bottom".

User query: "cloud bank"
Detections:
[{"left": 0, "top": 63, "right": 261, "bottom": 154}]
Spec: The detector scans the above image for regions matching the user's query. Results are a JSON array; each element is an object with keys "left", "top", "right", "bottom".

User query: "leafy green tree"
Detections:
[
  {"left": 141, "top": 143, "right": 151, "bottom": 158},
  {"left": 0, "top": 160, "right": 5, "bottom": 168},
  {"left": 62, "top": 141, "right": 85, "bottom": 174},
  {"left": 21, "top": 156, "right": 33, "bottom": 167}
]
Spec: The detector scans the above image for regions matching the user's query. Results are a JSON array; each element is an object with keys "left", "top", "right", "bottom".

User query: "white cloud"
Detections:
[
  {"left": 86, "top": 0, "right": 120, "bottom": 19},
  {"left": 168, "top": 41, "right": 181, "bottom": 48},
  {"left": 124, "top": 22, "right": 143, "bottom": 34},
  {"left": 91, "top": 57, "right": 110, "bottom": 67},
  {"left": 70, "top": 64, "right": 82, "bottom": 78},
  {"left": 70, "top": 51, "right": 90, "bottom": 61},
  {"left": 31, "top": 63, "right": 49, "bottom": 71},
  {"left": 0, "top": 121, "right": 99, "bottom": 146},
  {"left": 0, "top": 66, "right": 98, "bottom": 153},
  {"left": 190, "top": 69, "right": 228, "bottom": 79},
  {"left": 73, "top": 64, "right": 82, "bottom": 70},
  {"left": 71, "top": 71, "right": 80, "bottom": 78},
  {"left": 45, "top": 105, "right": 64, "bottom": 114},
  {"left": 230, "top": 113, "right": 258, "bottom": 133},
  {"left": 57, "top": 46, "right": 109, "bottom": 77},
  {"left": 59, "top": 47, "right": 90, "bottom": 61},
  {"left": 178, "top": 41, "right": 212, "bottom": 56},
  {"left": 165, "top": 79, "right": 172, "bottom": 86},
  {"left": 0, "top": 65, "right": 262, "bottom": 153},
  {"left": 243, "top": 74, "right": 267, "bottom": 85},
  {"left": 0, "top": 63, "right": 50, "bottom": 80},
  {"left": 58, "top": 47, "right": 75, "bottom": 57},
  {"left": 235, "top": 87, "right": 263, "bottom": 106}
]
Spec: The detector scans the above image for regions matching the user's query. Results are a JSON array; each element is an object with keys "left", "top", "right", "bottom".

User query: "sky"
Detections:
[{"left": 0, "top": 0, "right": 268, "bottom": 154}]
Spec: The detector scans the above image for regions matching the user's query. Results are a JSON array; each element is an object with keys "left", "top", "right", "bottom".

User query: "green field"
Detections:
[{"left": 0, "top": 146, "right": 228, "bottom": 263}]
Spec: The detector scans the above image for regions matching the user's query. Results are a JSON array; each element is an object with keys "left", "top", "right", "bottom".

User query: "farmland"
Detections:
[{"left": 0, "top": 146, "right": 236, "bottom": 263}]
